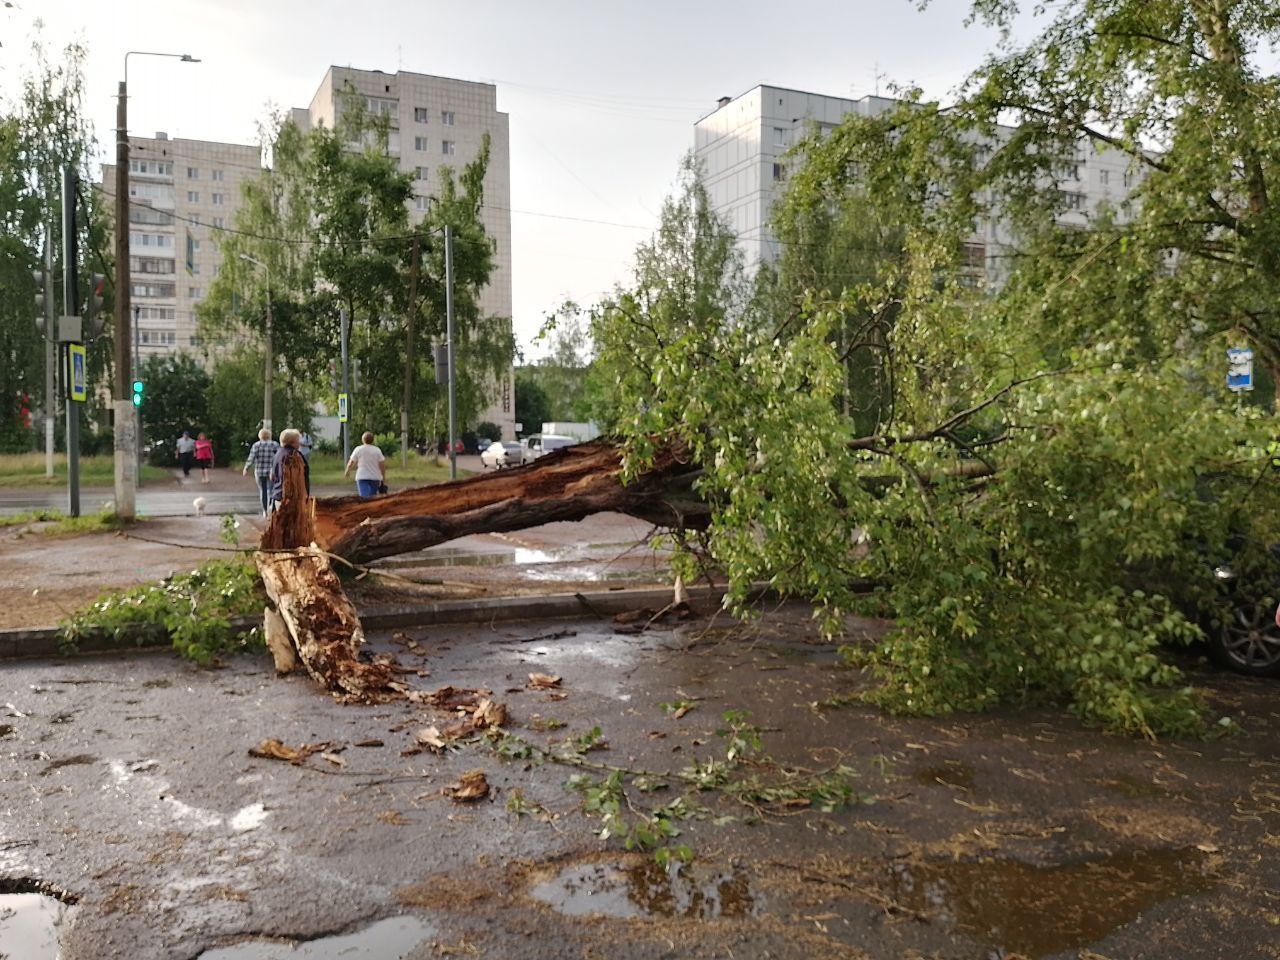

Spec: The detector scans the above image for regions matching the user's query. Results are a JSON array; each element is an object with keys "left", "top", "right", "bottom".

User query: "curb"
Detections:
[{"left": 0, "top": 585, "right": 727, "bottom": 662}]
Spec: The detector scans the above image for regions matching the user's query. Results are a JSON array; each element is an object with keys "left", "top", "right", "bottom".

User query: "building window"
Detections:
[
  {"left": 189, "top": 334, "right": 202, "bottom": 347},
  {"left": 189, "top": 286, "right": 202, "bottom": 299},
  {"left": 187, "top": 190, "right": 199, "bottom": 203},
  {"left": 772, "top": 162, "right": 785, "bottom": 182},
  {"left": 1059, "top": 162, "right": 1081, "bottom": 181},
  {"left": 414, "top": 107, "right": 429, "bottom": 123},
  {"left": 212, "top": 217, "right": 225, "bottom": 229},
  {"left": 415, "top": 166, "right": 429, "bottom": 180},
  {"left": 773, "top": 126, "right": 787, "bottom": 147},
  {"left": 442, "top": 140, "right": 455, "bottom": 155},
  {"left": 414, "top": 195, "right": 429, "bottom": 211},
  {"left": 1099, "top": 169, "right": 1110, "bottom": 187},
  {"left": 414, "top": 136, "right": 428, "bottom": 151},
  {"left": 211, "top": 169, "right": 224, "bottom": 181},
  {"left": 1059, "top": 190, "right": 1086, "bottom": 210},
  {"left": 1123, "top": 170, "right": 1136, "bottom": 188},
  {"left": 364, "top": 96, "right": 397, "bottom": 118},
  {"left": 211, "top": 193, "right": 224, "bottom": 205},
  {"left": 441, "top": 110, "right": 455, "bottom": 126},
  {"left": 187, "top": 166, "right": 199, "bottom": 179}
]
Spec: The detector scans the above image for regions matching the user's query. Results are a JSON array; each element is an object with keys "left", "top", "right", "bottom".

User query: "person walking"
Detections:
[
  {"left": 343, "top": 431, "right": 386, "bottom": 498},
  {"left": 298, "top": 431, "right": 313, "bottom": 462},
  {"left": 269, "top": 428, "right": 311, "bottom": 511},
  {"left": 194, "top": 432, "right": 215, "bottom": 484},
  {"left": 242, "top": 429, "right": 281, "bottom": 517},
  {"left": 175, "top": 431, "right": 196, "bottom": 478}
]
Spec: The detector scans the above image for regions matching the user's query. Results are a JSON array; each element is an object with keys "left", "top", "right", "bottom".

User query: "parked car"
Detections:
[
  {"left": 1207, "top": 549, "right": 1280, "bottom": 677},
  {"left": 480, "top": 440, "right": 524, "bottom": 470},
  {"left": 520, "top": 433, "right": 577, "bottom": 464}
]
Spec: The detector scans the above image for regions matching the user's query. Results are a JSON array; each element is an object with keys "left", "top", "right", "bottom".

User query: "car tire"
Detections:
[{"left": 1211, "top": 600, "right": 1280, "bottom": 678}]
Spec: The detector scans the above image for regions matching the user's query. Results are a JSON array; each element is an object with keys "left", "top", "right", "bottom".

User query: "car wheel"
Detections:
[{"left": 1212, "top": 600, "right": 1280, "bottom": 677}]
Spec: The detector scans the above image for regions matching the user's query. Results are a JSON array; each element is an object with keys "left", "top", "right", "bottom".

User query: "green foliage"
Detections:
[
  {"left": 513, "top": 371, "right": 552, "bottom": 437},
  {"left": 137, "top": 353, "right": 211, "bottom": 465},
  {"left": 490, "top": 710, "right": 866, "bottom": 863},
  {"left": 583, "top": 6, "right": 1280, "bottom": 735},
  {"left": 61, "top": 559, "right": 264, "bottom": 664},
  {"left": 0, "top": 34, "right": 107, "bottom": 452},
  {"left": 199, "top": 93, "right": 513, "bottom": 446}
]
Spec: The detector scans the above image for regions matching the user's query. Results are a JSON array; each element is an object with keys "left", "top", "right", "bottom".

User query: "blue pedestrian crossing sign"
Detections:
[
  {"left": 68, "top": 344, "right": 87, "bottom": 402},
  {"left": 1227, "top": 347, "right": 1254, "bottom": 392},
  {"left": 338, "top": 392, "right": 349, "bottom": 423}
]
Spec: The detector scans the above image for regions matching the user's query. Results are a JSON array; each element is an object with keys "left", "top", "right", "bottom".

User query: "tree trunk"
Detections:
[
  {"left": 309, "top": 439, "right": 709, "bottom": 565},
  {"left": 254, "top": 439, "right": 706, "bottom": 693}
]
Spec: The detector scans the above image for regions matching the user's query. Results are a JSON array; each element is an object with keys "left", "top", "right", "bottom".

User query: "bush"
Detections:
[
  {"left": 371, "top": 431, "right": 399, "bottom": 457},
  {"left": 476, "top": 421, "right": 502, "bottom": 442}
]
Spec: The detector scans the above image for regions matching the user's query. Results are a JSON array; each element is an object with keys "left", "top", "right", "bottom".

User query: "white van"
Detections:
[{"left": 520, "top": 433, "right": 577, "bottom": 464}]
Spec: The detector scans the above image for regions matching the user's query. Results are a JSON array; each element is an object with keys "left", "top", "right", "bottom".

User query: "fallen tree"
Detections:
[{"left": 253, "top": 439, "right": 707, "bottom": 696}]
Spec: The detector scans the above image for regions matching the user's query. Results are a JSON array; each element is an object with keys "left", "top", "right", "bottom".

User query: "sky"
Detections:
[{"left": 0, "top": 0, "right": 1017, "bottom": 358}]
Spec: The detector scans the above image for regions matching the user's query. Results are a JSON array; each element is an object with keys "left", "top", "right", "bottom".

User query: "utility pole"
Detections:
[
  {"left": 445, "top": 225, "right": 457, "bottom": 480},
  {"left": 134, "top": 304, "right": 142, "bottom": 475},
  {"left": 400, "top": 234, "right": 420, "bottom": 467},
  {"left": 340, "top": 307, "right": 351, "bottom": 463},
  {"left": 62, "top": 165, "right": 80, "bottom": 518},
  {"left": 113, "top": 52, "right": 199, "bottom": 521},
  {"left": 238, "top": 253, "right": 273, "bottom": 434},
  {"left": 113, "top": 79, "right": 136, "bottom": 520},
  {"left": 42, "top": 228, "right": 55, "bottom": 479}
]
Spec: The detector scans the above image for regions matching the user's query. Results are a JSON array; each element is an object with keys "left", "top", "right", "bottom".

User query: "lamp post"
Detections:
[
  {"left": 239, "top": 253, "right": 273, "bottom": 435},
  {"left": 115, "top": 50, "right": 199, "bottom": 520}
]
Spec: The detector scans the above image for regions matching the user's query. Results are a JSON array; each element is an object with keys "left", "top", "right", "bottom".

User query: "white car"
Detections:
[
  {"left": 520, "top": 434, "right": 577, "bottom": 464},
  {"left": 480, "top": 440, "right": 524, "bottom": 470}
]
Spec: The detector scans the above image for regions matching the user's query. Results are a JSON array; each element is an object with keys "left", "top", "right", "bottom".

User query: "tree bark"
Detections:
[{"left": 309, "top": 439, "right": 709, "bottom": 565}]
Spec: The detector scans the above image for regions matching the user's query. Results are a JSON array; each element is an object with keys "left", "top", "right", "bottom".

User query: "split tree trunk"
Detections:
[{"left": 255, "top": 439, "right": 705, "bottom": 695}]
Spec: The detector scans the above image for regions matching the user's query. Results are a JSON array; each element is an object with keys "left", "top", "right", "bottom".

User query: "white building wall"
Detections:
[
  {"left": 695, "top": 84, "right": 1145, "bottom": 284},
  {"left": 100, "top": 133, "right": 262, "bottom": 360}
]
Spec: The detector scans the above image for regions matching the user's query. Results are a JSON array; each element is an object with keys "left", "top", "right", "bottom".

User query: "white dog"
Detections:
[{"left": 193, "top": 496, "right": 207, "bottom": 517}]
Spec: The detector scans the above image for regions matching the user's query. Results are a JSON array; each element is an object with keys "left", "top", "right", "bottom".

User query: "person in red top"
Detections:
[{"left": 194, "top": 432, "right": 215, "bottom": 484}]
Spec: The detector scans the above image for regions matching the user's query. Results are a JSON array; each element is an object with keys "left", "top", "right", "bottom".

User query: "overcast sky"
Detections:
[{"left": 1, "top": 0, "right": 1016, "bottom": 357}]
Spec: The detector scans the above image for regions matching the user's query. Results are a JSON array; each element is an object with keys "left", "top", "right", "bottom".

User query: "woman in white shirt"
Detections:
[{"left": 343, "top": 431, "right": 386, "bottom": 498}]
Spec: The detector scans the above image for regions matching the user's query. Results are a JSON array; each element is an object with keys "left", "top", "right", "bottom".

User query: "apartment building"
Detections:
[
  {"left": 694, "top": 84, "right": 1143, "bottom": 282},
  {"left": 99, "top": 133, "right": 263, "bottom": 356},
  {"left": 292, "top": 66, "right": 515, "bottom": 439}
]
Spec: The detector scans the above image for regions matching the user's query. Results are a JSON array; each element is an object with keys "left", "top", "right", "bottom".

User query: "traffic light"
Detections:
[
  {"left": 132, "top": 379, "right": 145, "bottom": 408},
  {"left": 33, "top": 270, "right": 46, "bottom": 324},
  {"left": 86, "top": 274, "right": 106, "bottom": 339}
]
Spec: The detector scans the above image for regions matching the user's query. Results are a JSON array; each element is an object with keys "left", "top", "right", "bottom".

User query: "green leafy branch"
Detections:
[{"left": 59, "top": 559, "right": 265, "bottom": 664}]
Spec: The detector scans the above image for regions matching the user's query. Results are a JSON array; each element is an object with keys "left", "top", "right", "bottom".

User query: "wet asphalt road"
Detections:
[{"left": 2, "top": 607, "right": 1278, "bottom": 960}]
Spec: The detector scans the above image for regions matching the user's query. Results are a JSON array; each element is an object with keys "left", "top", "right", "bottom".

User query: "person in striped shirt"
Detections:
[{"left": 242, "top": 428, "right": 281, "bottom": 516}]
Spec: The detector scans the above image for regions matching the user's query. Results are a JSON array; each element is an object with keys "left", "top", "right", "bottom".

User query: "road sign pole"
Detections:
[{"left": 61, "top": 166, "right": 81, "bottom": 518}]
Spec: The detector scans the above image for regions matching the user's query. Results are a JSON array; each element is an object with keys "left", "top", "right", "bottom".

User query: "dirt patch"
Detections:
[{"left": 0, "top": 517, "right": 251, "bottom": 629}]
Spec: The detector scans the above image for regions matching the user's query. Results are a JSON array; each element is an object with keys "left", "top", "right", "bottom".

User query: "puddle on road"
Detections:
[
  {"left": 198, "top": 915, "right": 435, "bottom": 959},
  {"left": 885, "top": 848, "right": 1214, "bottom": 958},
  {"left": 374, "top": 546, "right": 573, "bottom": 570},
  {"left": 0, "top": 881, "right": 78, "bottom": 960},
  {"left": 532, "top": 859, "right": 760, "bottom": 920}
]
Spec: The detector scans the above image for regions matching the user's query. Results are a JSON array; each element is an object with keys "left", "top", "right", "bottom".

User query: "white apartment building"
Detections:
[
  {"left": 99, "top": 133, "right": 262, "bottom": 356},
  {"left": 292, "top": 66, "right": 515, "bottom": 439},
  {"left": 694, "top": 84, "right": 1144, "bottom": 281}
]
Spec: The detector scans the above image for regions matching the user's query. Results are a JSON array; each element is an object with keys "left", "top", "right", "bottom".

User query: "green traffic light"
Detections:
[
  {"left": 131, "top": 395, "right": 142, "bottom": 407},
  {"left": 132, "top": 379, "right": 144, "bottom": 393}
]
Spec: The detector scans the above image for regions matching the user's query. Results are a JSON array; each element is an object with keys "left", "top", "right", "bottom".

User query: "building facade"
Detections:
[
  {"left": 99, "top": 133, "right": 262, "bottom": 358},
  {"left": 694, "top": 84, "right": 1143, "bottom": 282},
  {"left": 293, "top": 66, "right": 516, "bottom": 440}
]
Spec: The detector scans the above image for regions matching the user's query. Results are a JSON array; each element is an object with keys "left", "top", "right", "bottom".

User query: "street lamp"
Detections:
[
  {"left": 239, "top": 253, "right": 273, "bottom": 435},
  {"left": 114, "top": 50, "right": 199, "bottom": 521}
]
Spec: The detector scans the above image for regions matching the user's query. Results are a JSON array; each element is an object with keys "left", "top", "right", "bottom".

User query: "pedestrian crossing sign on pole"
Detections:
[
  {"left": 1227, "top": 347, "right": 1254, "bottom": 392},
  {"left": 68, "top": 344, "right": 87, "bottom": 402},
  {"left": 338, "top": 392, "right": 349, "bottom": 423}
]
